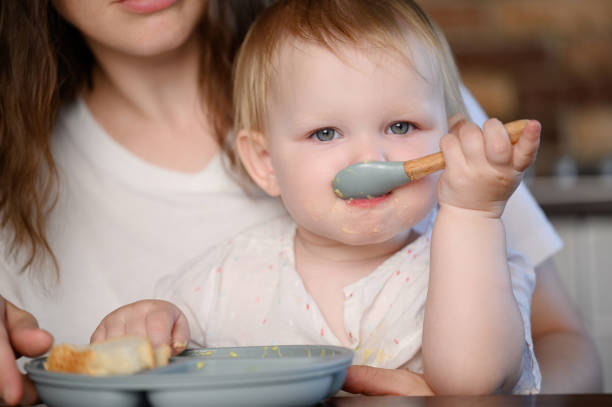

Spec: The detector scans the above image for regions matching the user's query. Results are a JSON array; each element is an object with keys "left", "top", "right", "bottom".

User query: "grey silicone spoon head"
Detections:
[{"left": 333, "top": 161, "right": 410, "bottom": 200}]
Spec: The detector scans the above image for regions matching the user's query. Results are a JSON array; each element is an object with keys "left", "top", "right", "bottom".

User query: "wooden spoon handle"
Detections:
[{"left": 403, "top": 120, "right": 529, "bottom": 181}]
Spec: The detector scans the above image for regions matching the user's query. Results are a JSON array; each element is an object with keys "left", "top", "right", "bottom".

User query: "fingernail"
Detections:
[{"left": 171, "top": 341, "right": 187, "bottom": 352}]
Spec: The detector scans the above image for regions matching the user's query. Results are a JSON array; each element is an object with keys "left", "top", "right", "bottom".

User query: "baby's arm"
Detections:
[
  {"left": 423, "top": 118, "right": 541, "bottom": 394},
  {"left": 91, "top": 300, "right": 190, "bottom": 355}
]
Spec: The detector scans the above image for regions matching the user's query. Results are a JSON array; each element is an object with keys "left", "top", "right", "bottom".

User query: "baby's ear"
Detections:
[{"left": 236, "top": 130, "right": 280, "bottom": 197}]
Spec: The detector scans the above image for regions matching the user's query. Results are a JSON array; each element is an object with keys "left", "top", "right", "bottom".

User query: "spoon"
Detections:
[{"left": 332, "top": 120, "right": 529, "bottom": 200}]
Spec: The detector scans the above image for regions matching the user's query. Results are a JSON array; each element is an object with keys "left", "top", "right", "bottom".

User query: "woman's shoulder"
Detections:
[
  {"left": 53, "top": 97, "right": 91, "bottom": 146},
  {"left": 503, "top": 182, "right": 563, "bottom": 266}
]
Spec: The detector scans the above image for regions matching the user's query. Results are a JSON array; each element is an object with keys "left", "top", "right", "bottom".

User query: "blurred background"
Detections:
[
  {"left": 419, "top": 0, "right": 612, "bottom": 392},
  {"left": 422, "top": 0, "right": 612, "bottom": 176}
]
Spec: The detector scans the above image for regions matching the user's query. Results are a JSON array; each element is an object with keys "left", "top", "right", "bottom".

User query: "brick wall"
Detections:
[{"left": 419, "top": 0, "right": 612, "bottom": 175}]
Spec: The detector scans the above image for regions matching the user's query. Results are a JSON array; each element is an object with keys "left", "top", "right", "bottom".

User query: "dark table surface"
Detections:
[
  {"left": 30, "top": 394, "right": 612, "bottom": 406},
  {"left": 323, "top": 394, "right": 612, "bottom": 406}
]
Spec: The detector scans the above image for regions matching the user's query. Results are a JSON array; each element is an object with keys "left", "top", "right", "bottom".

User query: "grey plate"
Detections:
[{"left": 26, "top": 345, "right": 353, "bottom": 407}]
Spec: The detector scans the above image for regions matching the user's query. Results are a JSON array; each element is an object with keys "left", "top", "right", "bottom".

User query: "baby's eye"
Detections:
[
  {"left": 387, "top": 121, "right": 414, "bottom": 135},
  {"left": 310, "top": 128, "right": 338, "bottom": 142}
]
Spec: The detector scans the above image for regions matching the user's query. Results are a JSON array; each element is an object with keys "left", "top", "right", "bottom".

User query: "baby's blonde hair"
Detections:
[{"left": 229, "top": 0, "right": 467, "bottom": 183}]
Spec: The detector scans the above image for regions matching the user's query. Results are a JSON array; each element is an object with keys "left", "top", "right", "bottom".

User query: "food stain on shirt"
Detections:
[
  {"left": 375, "top": 348, "right": 390, "bottom": 364},
  {"left": 361, "top": 348, "right": 374, "bottom": 363}
]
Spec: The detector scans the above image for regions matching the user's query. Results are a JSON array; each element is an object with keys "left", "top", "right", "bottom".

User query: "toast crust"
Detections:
[
  {"left": 45, "top": 345, "right": 97, "bottom": 374},
  {"left": 45, "top": 336, "right": 170, "bottom": 376}
]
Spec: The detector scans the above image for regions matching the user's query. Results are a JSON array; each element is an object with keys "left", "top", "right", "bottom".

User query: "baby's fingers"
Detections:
[
  {"left": 141, "top": 301, "right": 189, "bottom": 355},
  {"left": 483, "top": 119, "right": 512, "bottom": 166},
  {"left": 91, "top": 301, "right": 188, "bottom": 356},
  {"left": 91, "top": 303, "right": 148, "bottom": 343},
  {"left": 512, "top": 120, "right": 541, "bottom": 171},
  {"left": 91, "top": 314, "right": 132, "bottom": 343},
  {"left": 171, "top": 313, "right": 190, "bottom": 355}
]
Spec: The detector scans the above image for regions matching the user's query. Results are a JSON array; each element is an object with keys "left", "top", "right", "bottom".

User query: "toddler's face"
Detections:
[{"left": 264, "top": 41, "right": 448, "bottom": 246}]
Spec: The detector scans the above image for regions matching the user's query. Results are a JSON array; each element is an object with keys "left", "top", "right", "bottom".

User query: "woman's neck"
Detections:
[
  {"left": 83, "top": 32, "right": 220, "bottom": 172},
  {"left": 88, "top": 30, "right": 203, "bottom": 119}
]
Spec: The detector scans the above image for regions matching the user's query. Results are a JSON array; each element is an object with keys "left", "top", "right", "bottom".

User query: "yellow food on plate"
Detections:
[{"left": 45, "top": 336, "right": 171, "bottom": 376}]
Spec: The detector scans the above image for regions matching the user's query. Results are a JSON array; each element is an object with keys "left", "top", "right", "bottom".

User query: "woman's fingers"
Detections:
[
  {"left": 19, "top": 375, "right": 40, "bottom": 406},
  {"left": 0, "top": 300, "right": 52, "bottom": 406},
  {"left": 6, "top": 302, "right": 53, "bottom": 358},
  {"left": 0, "top": 301, "right": 21, "bottom": 405},
  {"left": 342, "top": 365, "right": 434, "bottom": 396}
]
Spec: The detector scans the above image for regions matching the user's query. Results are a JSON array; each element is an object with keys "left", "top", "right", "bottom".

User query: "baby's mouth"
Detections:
[{"left": 346, "top": 193, "right": 391, "bottom": 208}]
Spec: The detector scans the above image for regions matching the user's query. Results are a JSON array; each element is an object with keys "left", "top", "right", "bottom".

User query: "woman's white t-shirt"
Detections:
[
  {"left": 0, "top": 99, "right": 287, "bottom": 345},
  {"left": 0, "top": 94, "right": 561, "bottom": 346}
]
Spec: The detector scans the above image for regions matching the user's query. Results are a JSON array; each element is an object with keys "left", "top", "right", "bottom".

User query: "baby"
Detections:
[{"left": 93, "top": 0, "right": 541, "bottom": 395}]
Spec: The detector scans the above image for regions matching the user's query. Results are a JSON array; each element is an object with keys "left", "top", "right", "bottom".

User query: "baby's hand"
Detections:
[
  {"left": 437, "top": 118, "right": 541, "bottom": 218},
  {"left": 91, "top": 299, "right": 190, "bottom": 355}
]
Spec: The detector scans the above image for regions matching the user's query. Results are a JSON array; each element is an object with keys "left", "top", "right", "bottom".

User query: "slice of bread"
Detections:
[{"left": 45, "top": 336, "right": 171, "bottom": 376}]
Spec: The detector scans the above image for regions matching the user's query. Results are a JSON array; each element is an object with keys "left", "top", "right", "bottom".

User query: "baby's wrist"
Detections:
[{"left": 437, "top": 202, "right": 506, "bottom": 221}]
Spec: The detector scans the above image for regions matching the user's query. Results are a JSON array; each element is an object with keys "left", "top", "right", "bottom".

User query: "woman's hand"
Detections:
[
  {"left": 531, "top": 258, "right": 604, "bottom": 393},
  {"left": 342, "top": 365, "right": 434, "bottom": 396},
  {"left": 91, "top": 299, "right": 190, "bottom": 355},
  {"left": 0, "top": 298, "right": 53, "bottom": 406}
]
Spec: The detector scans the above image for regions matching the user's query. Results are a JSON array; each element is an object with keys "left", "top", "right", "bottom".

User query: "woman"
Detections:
[{"left": 0, "top": 0, "right": 602, "bottom": 404}]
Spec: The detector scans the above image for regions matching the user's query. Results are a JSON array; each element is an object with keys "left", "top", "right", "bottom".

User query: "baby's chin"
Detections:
[{"left": 327, "top": 223, "right": 413, "bottom": 247}]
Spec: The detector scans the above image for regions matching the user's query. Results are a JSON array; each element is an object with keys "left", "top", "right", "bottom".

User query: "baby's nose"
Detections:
[{"left": 351, "top": 135, "right": 387, "bottom": 164}]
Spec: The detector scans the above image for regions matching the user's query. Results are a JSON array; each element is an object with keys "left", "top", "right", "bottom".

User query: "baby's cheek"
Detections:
[
  {"left": 392, "top": 176, "right": 438, "bottom": 225},
  {"left": 281, "top": 186, "right": 335, "bottom": 232},
  {"left": 297, "top": 198, "right": 326, "bottom": 222}
]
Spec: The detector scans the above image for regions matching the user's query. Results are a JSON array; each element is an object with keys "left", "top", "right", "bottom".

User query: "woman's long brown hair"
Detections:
[{"left": 0, "top": 0, "right": 267, "bottom": 276}]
